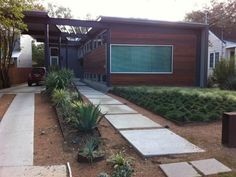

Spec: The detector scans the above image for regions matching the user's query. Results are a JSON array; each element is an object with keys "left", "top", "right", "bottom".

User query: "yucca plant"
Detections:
[{"left": 71, "top": 103, "right": 103, "bottom": 132}]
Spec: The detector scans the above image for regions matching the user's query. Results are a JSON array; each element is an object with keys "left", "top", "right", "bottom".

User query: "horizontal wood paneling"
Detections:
[
  {"left": 110, "top": 26, "right": 198, "bottom": 86},
  {"left": 83, "top": 46, "right": 106, "bottom": 74}
]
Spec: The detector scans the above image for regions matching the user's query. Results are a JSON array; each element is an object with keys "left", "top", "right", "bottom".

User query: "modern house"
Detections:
[
  {"left": 208, "top": 30, "right": 236, "bottom": 76},
  {"left": 23, "top": 11, "right": 209, "bottom": 88}
]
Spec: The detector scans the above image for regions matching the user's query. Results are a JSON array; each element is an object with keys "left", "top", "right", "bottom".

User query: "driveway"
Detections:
[{"left": 0, "top": 83, "right": 45, "bottom": 94}]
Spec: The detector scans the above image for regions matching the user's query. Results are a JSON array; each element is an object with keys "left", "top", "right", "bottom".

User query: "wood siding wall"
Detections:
[
  {"left": 110, "top": 26, "right": 199, "bottom": 86},
  {"left": 9, "top": 66, "right": 32, "bottom": 85},
  {"left": 83, "top": 46, "right": 106, "bottom": 74}
]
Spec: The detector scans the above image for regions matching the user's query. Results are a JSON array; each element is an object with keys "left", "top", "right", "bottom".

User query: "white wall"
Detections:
[
  {"left": 17, "top": 35, "right": 33, "bottom": 68},
  {"left": 208, "top": 31, "right": 225, "bottom": 76}
]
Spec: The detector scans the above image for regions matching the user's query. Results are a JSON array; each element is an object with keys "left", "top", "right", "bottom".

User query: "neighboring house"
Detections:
[
  {"left": 208, "top": 31, "right": 236, "bottom": 76},
  {"left": 12, "top": 34, "right": 33, "bottom": 68},
  {"left": 9, "top": 34, "right": 33, "bottom": 85}
]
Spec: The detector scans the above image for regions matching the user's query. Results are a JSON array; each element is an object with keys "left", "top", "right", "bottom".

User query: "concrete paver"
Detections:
[
  {"left": 190, "top": 158, "right": 232, "bottom": 175},
  {"left": 99, "top": 104, "right": 137, "bottom": 114},
  {"left": 119, "top": 129, "right": 204, "bottom": 157},
  {"left": 106, "top": 114, "right": 161, "bottom": 129},
  {"left": 89, "top": 98, "right": 123, "bottom": 105},
  {"left": 0, "top": 165, "right": 68, "bottom": 177},
  {"left": 160, "top": 162, "right": 201, "bottom": 177}
]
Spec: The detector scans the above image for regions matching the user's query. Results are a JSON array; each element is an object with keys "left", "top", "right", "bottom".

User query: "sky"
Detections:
[{"left": 41, "top": 0, "right": 222, "bottom": 21}]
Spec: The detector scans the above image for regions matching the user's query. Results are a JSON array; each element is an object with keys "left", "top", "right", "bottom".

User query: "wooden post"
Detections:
[
  {"left": 106, "top": 28, "right": 111, "bottom": 87},
  {"left": 44, "top": 24, "right": 50, "bottom": 70}
]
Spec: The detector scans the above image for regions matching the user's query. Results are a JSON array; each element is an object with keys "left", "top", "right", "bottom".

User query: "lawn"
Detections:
[{"left": 111, "top": 86, "right": 236, "bottom": 123}]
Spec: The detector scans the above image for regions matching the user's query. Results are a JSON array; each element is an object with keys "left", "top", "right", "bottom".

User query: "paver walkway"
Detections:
[{"left": 74, "top": 80, "right": 204, "bottom": 157}]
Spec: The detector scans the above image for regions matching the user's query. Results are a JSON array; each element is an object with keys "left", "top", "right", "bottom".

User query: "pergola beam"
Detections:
[
  {"left": 22, "top": 30, "right": 83, "bottom": 38},
  {"left": 24, "top": 16, "right": 106, "bottom": 28},
  {"left": 48, "top": 18, "right": 106, "bottom": 28}
]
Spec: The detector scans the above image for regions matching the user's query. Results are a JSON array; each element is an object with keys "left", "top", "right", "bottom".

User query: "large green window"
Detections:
[{"left": 111, "top": 45, "right": 173, "bottom": 73}]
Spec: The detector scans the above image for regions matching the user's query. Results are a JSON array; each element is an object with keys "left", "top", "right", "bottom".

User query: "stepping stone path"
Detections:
[
  {"left": 160, "top": 162, "right": 201, "bottom": 177},
  {"left": 0, "top": 165, "right": 68, "bottom": 177},
  {"left": 190, "top": 158, "right": 232, "bottom": 175},
  {"left": 74, "top": 80, "right": 204, "bottom": 158}
]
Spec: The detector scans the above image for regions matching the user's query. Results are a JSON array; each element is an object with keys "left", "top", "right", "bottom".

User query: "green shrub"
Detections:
[
  {"left": 224, "top": 76, "right": 236, "bottom": 90},
  {"left": 45, "top": 69, "right": 74, "bottom": 94},
  {"left": 111, "top": 86, "right": 236, "bottom": 123},
  {"left": 71, "top": 103, "right": 103, "bottom": 132},
  {"left": 213, "top": 58, "right": 236, "bottom": 89}
]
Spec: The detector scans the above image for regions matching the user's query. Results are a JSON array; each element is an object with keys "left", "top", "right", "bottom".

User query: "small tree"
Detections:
[{"left": 0, "top": 0, "right": 44, "bottom": 89}]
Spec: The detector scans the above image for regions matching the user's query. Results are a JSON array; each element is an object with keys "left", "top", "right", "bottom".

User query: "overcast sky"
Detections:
[{"left": 41, "top": 0, "right": 223, "bottom": 21}]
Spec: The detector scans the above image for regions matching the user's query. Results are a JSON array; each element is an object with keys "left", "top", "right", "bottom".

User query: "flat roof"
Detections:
[{"left": 98, "top": 16, "right": 208, "bottom": 29}]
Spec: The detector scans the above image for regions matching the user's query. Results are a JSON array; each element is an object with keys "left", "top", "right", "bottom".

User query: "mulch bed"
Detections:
[
  {"left": 34, "top": 93, "right": 236, "bottom": 177},
  {"left": 0, "top": 94, "right": 15, "bottom": 120}
]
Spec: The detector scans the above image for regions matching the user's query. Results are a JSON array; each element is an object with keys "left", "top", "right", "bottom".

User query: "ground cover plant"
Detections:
[{"left": 111, "top": 86, "right": 236, "bottom": 123}]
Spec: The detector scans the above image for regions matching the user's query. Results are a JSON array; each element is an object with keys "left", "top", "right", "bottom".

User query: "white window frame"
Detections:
[
  {"left": 50, "top": 56, "right": 59, "bottom": 66},
  {"left": 110, "top": 44, "right": 174, "bottom": 74},
  {"left": 209, "top": 52, "right": 214, "bottom": 69}
]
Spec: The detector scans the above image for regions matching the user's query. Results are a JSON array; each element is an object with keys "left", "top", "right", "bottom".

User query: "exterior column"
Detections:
[
  {"left": 44, "top": 24, "right": 50, "bottom": 70},
  {"left": 58, "top": 36, "right": 62, "bottom": 68},
  {"left": 66, "top": 41, "right": 68, "bottom": 69},
  {"left": 199, "top": 27, "right": 209, "bottom": 88},
  {"left": 106, "top": 28, "right": 111, "bottom": 87}
]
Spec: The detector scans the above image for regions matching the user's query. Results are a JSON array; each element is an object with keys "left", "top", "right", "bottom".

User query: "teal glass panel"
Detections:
[{"left": 111, "top": 45, "right": 172, "bottom": 73}]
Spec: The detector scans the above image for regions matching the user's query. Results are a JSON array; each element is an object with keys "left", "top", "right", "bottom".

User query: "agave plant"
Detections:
[{"left": 71, "top": 102, "right": 103, "bottom": 132}]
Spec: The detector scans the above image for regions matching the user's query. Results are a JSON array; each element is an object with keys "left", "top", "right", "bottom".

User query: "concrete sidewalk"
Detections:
[{"left": 0, "top": 93, "right": 34, "bottom": 166}]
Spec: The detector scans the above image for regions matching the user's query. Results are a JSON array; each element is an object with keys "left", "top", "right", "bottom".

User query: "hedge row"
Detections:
[{"left": 111, "top": 87, "right": 236, "bottom": 123}]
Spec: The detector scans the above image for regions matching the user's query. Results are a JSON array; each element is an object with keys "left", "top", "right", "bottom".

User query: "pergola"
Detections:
[{"left": 23, "top": 11, "right": 111, "bottom": 85}]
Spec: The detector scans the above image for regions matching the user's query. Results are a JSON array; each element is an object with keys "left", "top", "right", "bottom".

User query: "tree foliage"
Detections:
[
  {"left": 185, "top": 0, "right": 236, "bottom": 40},
  {"left": 47, "top": 3, "right": 72, "bottom": 19},
  {"left": 32, "top": 41, "right": 44, "bottom": 67},
  {"left": 0, "top": 0, "right": 43, "bottom": 88}
]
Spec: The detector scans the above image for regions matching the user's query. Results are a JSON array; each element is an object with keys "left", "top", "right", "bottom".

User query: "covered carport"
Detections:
[{"left": 22, "top": 11, "right": 111, "bottom": 81}]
